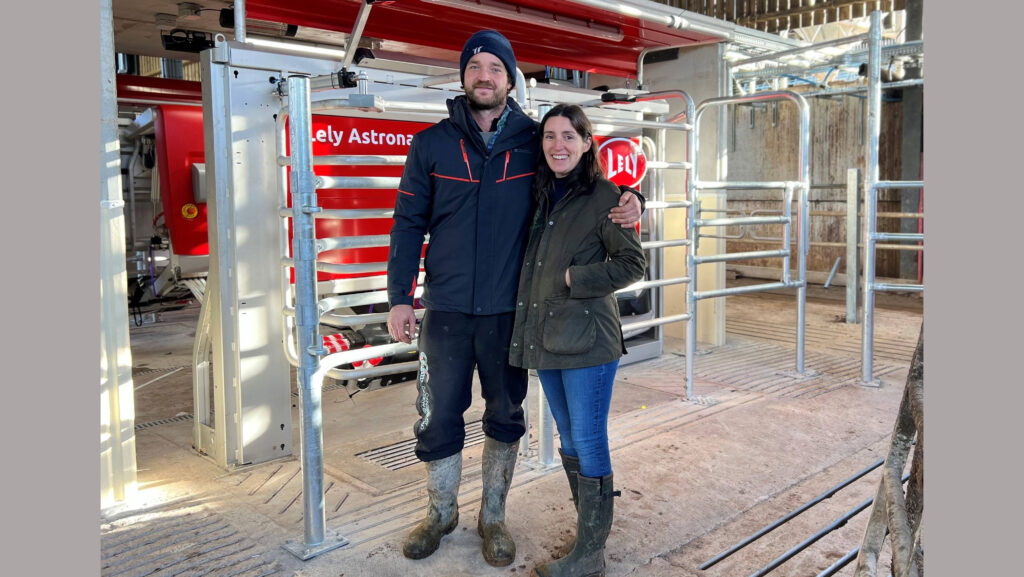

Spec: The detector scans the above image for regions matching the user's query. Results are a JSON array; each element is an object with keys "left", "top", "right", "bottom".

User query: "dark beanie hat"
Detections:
[{"left": 460, "top": 29, "right": 517, "bottom": 88}]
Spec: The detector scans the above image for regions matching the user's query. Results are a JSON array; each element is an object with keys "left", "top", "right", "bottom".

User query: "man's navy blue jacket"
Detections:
[{"left": 387, "top": 95, "right": 539, "bottom": 315}]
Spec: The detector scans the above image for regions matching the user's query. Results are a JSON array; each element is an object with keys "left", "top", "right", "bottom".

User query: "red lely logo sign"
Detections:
[{"left": 598, "top": 137, "right": 647, "bottom": 188}]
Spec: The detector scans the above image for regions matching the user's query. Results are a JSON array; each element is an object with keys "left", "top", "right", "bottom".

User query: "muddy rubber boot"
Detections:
[
  {"left": 477, "top": 437, "right": 519, "bottom": 566},
  {"left": 402, "top": 452, "right": 462, "bottom": 560},
  {"left": 551, "top": 449, "right": 581, "bottom": 559},
  {"left": 533, "top": 474, "right": 618, "bottom": 577}
]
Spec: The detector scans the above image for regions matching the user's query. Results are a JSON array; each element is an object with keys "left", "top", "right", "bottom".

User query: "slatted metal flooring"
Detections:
[
  {"left": 212, "top": 390, "right": 758, "bottom": 550},
  {"left": 100, "top": 502, "right": 280, "bottom": 577}
]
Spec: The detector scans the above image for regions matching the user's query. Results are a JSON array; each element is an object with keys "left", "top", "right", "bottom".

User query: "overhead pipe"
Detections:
[{"left": 730, "top": 33, "right": 870, "bottom": 69}]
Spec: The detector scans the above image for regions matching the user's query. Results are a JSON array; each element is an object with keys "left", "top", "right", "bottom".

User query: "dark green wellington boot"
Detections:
[
  {"left": 402, "top": 452, "right": 462, "bottom": 559},
  {"left": 551, "top": 449, "right": 581, "bottom": 559},
  {"left": 477, "top": 437, "right": 520, "bottom": 566},
  {"left": 533, "top": 473, "right": 618, "bottom": 577}
]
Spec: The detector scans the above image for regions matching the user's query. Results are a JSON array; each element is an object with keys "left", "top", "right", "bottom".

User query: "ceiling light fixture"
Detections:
[
  {"left": 419, "top": 0, "right": 623, "bottom": 42},
  {"left": 247, "top": 36, "right": 347, "bottom": 60}
]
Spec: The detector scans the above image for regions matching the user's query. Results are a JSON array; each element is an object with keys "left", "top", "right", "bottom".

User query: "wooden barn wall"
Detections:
[{"left": 721, "top": 90, "right": 906, "bottom": 279}]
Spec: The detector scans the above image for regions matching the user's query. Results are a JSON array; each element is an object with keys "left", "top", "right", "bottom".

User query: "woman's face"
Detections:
[{"left": 542, "top": 115, "right": 592, "bottom": 178}]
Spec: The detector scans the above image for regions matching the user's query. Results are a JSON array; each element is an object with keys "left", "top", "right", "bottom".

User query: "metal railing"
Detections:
[
  {"left": 689, "top": 90, "right": 812, "bottom": 396},
  {"left": 861, "top": 11, "right": 925, "bottom": 384},
  {"left": 274, "top": 79, "right": 813, "bottom": 557}
]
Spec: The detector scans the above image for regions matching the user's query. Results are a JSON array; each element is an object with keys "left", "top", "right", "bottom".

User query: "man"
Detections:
[{"left": 386, "top": 29, "right": 642, "bottom": 567}]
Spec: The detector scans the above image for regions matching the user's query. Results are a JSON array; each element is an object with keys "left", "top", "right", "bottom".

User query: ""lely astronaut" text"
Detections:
[{"left": 312, "top": 125, "right": 416, "bottom": 147}]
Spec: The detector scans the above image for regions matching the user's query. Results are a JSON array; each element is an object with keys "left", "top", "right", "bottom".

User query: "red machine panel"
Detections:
[
  {"left": 287, "top": 115, "right": 436, "bottom": 280},
  {"left": 154, "top": 105, "right": 208, "bottom": 255}
]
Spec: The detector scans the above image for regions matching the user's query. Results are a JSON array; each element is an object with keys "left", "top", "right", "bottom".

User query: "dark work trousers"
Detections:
[{"left": 413, "top": 309, "right": 528, "bottom": 462}]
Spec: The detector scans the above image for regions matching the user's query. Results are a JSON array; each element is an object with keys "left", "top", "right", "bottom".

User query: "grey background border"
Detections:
[{"left": 8, "top": 2, "right": 1014, "bottom": 575}]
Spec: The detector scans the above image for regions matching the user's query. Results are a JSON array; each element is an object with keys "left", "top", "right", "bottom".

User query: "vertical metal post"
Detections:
[
  {"left": 861, "top": 11, "right": 882, "bottom": 385},
  {"left": 535, "top": 103, "right": 555, "bottom": 467},
  {"left": 100, "top": 0, "right": 138, "bottom": 507},
  {"left": 795, "top": 180, "right": 807, "bottom": 373},
  {"left": 795, "top": 96, "right": 811, "bottom": 375},
  {"left": 781, "top": 183, "right": 794, "bottom": 284},
  {"left": 846, "top": 168, "right": 861, "bottom": 323},
  {"left": 233, "top": 0, "right": 246, "bottom": 42},
  {"left": 654, "top": 121, "right": 667, "bottom": 344},
  {"left": 282, "top": 75, "right": 346, "bottom": 560},
  {"left": 685, "top": 99, "right": 697, "bottom": 401}
]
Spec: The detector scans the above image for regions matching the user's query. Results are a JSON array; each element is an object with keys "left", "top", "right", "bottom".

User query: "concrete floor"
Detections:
[{"left": 102, "top": 285, "right": 922, "bottom": 577}]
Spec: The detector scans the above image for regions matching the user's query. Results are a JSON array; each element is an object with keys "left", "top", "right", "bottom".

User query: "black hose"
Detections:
[
  {"left": 700, "top": 457, "right": 885, "bottom": 570},
  {"left": 816, "top": 546, "right": 859, "bottom": 577},
  {"left": 746, "top": 473, "right": 910, "bottom": 577}
]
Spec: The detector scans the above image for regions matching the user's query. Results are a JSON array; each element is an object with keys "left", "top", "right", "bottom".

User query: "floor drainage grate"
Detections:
[
  {"left": 356, "top": 420, "right": 486, "bottom": 471},
  {"left": 136, "top": 414, "right": 194, "bottom": 431}
]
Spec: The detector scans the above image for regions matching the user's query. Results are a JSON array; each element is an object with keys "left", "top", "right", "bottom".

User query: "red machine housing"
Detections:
[{"left": 153, "top": 105, "right": 208, "bottom": 255}]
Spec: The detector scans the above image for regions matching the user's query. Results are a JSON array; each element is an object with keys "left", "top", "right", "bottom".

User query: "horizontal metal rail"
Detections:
[
  {"left": 727, "top": 237, "right": 924, "bottom": 252},
  {"left": 872, "top": 282, "right": 923, "bottom": 293},
  {"left": 695, "top": 180, "right": 802, "bottom": 190},
  {"left": 695, "top": 281, "right": 802, "bottom": 301},
  {"left": 586, "top": 115, "right": 693, "bottom": 132},
  {"left": 644, "top": 200, "right": 692, "bottom": 209},
  {"left": 798, "top": 79, "right": 924, "bottom": 98},
  {"left": 316, "top": 261, "right": 387, "bottom": 275},
  {"left": 876, "top": 180, "right": 924, "bottom": 189},
  {"left": 317, "top": 234, "right": 391, "bottom": 251},
  {"left": 318, "top": 290, "right": 390, "bottom": 313},
  {"left": 696, "top": 215, "right": 789, "bottom": 227},
  {"left": 641, "top": 239, "right": 691, "bottom": 250},
  {"left": 872, "top": 232, "right": 923, "bottom": 242},
  {"left": 620, "top": 313, "right": 691, "bottom": 332},
  {"left": 693, "top": 249, "right": 789, "bottom": 264},
  {"left": 278, "top": 154, "right": 408, "bottom": 166},
  {"left": 617, "top": 277, "right": 690, "bottom": 293},
  {"left": 645, "top": 161, "right": 692, "bottom": 170},
  {"left": 320, "top": 307, "right": 425, "bottom": 328},
  {"left": 316, "top": 175, "right": 401, "bottom": 189}
]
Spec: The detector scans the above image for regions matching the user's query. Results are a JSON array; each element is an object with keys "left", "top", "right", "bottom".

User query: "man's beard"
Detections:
[{"left": 466, "top": 84, "right": 508, "bottom": 112}]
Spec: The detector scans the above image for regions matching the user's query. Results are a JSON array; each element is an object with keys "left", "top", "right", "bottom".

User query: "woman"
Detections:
[{"left": 509, "top": 103, "right": 646, "bottom": 577}]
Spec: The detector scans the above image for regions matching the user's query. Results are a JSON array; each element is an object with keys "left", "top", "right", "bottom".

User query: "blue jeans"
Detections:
[{"left": 536, "top": 360, "right": 619, "bottom": 477}]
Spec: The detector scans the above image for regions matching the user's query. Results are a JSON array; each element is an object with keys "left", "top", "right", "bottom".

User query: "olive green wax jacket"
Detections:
[{"left": 509, "top": 177, "right": 646, "bottom": 370}]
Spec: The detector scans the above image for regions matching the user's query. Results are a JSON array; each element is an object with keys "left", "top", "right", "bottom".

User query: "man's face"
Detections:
[{"left": 463, "top": 51, "right": 511, "bottom": 112}]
